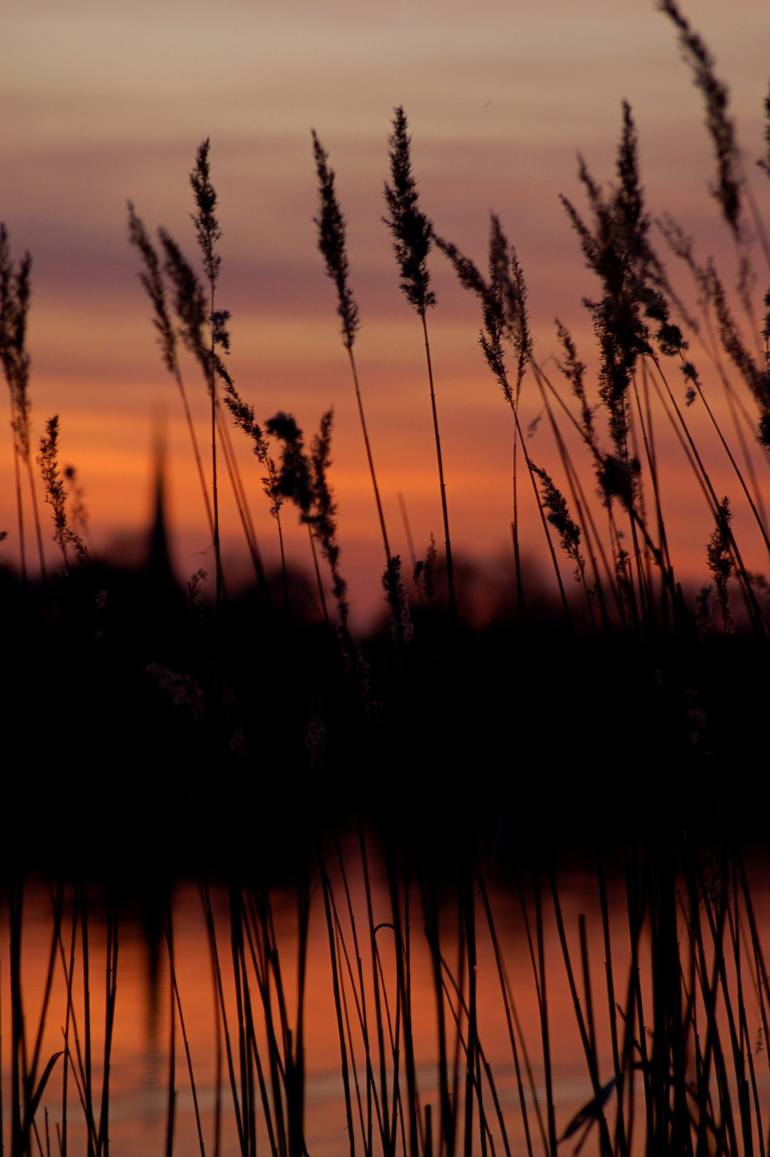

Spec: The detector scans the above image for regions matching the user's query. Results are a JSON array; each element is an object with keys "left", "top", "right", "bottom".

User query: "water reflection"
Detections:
[{"left": 3, "top": 844, "right": 769, "bottom": 1155}]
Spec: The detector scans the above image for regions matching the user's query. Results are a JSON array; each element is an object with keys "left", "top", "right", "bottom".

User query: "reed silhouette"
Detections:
[{"left": 0, "top": 4, "right": 770, "bottom": 1153}]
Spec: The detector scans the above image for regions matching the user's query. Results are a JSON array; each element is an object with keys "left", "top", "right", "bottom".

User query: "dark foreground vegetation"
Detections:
[
  {"left": 2, "top": 0, "right": 770, "bottom": 860},
  {"left": 1, "top": 1, "right": 770, "bottom": 1151},
  {"left": 0, "top": 554, "right": 768, "bottom": 872}
]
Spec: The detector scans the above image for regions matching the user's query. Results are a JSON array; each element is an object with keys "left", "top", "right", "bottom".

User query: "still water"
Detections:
[{"left": 4, "top": 844, "right": 770, "bottom": 1155}]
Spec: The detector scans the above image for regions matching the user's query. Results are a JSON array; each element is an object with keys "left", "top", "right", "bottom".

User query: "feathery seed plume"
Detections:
[
  {"left": 659, "top": 0, "right": 744, "bottom": 238},
  {"left": 127, "top": 203, "right": 178, "bottom": 377},
  {"left": 530, "top": 463, "right": 586, "bottom": 582},
  {"left": 706, "top": 496, "right": 734, "bottom": 629},
  {"left": 312, "top": 130, "right": 359, "bottom": 350},
  {"left": 190, "top": 138, "right": 222, "bottom": 289},
  {"left": 267, "top": 409, "right": 350, "bottom": 629},
  {"left": 265, "top": 412, "right": 314, "bottom": 516},
  {"left": 556, "top": 321, "right": 596, "bottom": 443},
  {"left": 561, "top": 103, "right": 683, "bottom": 484},
  {"left": 382, "top": 555, "right": 413, "bottom": 642},
  {"left": 159, "top": 231, "right": 210, "bottom": 383},
  {"left": 414, "top": 534, "right": 438, "bottom": 604},
  {"left": 223, "top": 387, "right": 282, "bottom": 517},
  {"left": 63, "top": 464, "right": 89, "bottom": 541},
  {"left": 0, "top": 228, "right": 33, "bottom": 461},
  {"left": 383, "top": 106, "right": 435, "bottom": 314},
  {"left": 37, "top": 416, "right": 88, "bottom": 567},
  {"left": 309, "top": 410, "right": 349, "bottom": 627},
  {"left": 708, "top": 261, "right": 770, "bottom": 442}
]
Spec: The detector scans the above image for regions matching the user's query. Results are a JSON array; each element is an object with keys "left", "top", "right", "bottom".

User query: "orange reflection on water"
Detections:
[{"left": 6, "top": 851, "right": 770, "bottom": 1155}]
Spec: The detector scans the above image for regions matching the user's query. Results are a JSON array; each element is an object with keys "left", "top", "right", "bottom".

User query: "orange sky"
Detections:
[{"left": 1, "top": 0, "right": 769, "bottom": 620}]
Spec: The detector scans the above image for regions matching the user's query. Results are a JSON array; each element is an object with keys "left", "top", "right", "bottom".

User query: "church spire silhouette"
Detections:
[{"left": 146, "top": 424, "right": 175, "bottom": 587}]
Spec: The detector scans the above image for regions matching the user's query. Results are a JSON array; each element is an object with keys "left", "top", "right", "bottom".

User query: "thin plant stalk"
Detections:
[
  {"left": 215, "top": 402, "right": 267, "bottom": 593},
  {"left": 189, "top": 141, "right": 225, "bottom": 612},
  {"left": 420, "top": 309, "right": 457, "bottom": 618},
  {"left": 384, "top": 108, "right": 457, "bottom": 618}
]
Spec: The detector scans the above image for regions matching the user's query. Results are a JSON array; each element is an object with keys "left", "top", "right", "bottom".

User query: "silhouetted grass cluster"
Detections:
[
  {"left": 1, "top": 5, "right": 770, "bottom": 1151},
  {"left": 0, "top": 0, "right": 768, "bottom": 832},
  {"left": 1, "top": 3, "right": 768, "bottom": 813},
  {"left": 4, "top": 4, "right": 769, "bottom": 653}
]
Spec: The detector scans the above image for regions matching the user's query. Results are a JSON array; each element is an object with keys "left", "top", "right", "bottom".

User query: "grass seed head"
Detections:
[
  {"left": 312, "top": 130, "right": 360, "bottom": 351},
  {"left": 127, "top": 202, "right": 179, "bottom": 377},
  {"left": 383, "top": 106, "right": 435, "bottom": 315},
  {"left": 190, "top": 138, "right": 222, "bottom": 289},
  {"left": 659, "top": 0, "right": 744, "bottom": 238}
]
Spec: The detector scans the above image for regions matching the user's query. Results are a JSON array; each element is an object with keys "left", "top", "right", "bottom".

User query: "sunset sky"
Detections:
[{"left": 2, "top": 0, "right": 769, "bottom": 619}]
